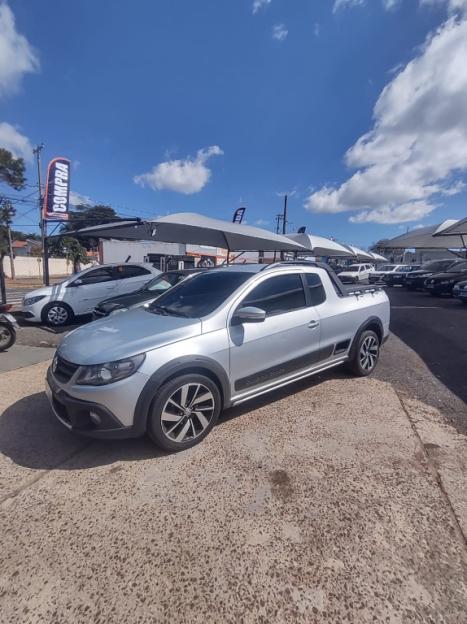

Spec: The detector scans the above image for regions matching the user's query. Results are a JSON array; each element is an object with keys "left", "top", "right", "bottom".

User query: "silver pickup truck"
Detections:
[{"left": 46, "top": 262, "right": 390, "bottom": 451}]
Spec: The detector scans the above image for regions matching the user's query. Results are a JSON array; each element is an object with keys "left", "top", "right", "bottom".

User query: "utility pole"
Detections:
[
  {"left": 33, "top": 143, "right": 49, "bottom": 286},
  {"left": 7, "top": 225, "right": 15, "bottom": 280},
  {"left": 280, "top": 194, "right": 288, "bottom": 260},
  {"left": 282, "top": 194, "right": 288, "bottom": 235}
]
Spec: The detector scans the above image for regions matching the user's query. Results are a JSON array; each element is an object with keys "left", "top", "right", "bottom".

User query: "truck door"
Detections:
[{"left": 228, "top": 273, "right": 322, "bottom": 397}]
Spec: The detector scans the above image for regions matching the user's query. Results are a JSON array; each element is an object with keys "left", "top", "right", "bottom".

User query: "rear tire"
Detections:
[
  {"left": 0, "top": 323, "right": 16, "bottom": 351},
  {"left": 42, "top": 302, "right": 74, "bottom": 327},
  {"left": 346, "top": 330, "right": 380, "bottom": 377},
  {"left": 147, "top": 374, "right": 221, "bottom": 452}
]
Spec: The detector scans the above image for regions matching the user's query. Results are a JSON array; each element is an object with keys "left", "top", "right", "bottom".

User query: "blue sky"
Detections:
[{"left": 1, "top": 0, "right": 467, "bottom": 248}]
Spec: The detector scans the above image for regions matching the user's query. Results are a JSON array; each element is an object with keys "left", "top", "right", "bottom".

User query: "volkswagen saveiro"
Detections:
[{"left": 46, "top": 262, "right": 390, "bottom": 452}]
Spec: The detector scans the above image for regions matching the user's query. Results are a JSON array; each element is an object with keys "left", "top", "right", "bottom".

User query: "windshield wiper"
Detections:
[{"left": 151, "top": 305, "right": 188, "bottom": 317}]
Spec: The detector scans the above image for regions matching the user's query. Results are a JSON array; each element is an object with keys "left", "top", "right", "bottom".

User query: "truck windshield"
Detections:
[{"left": 148, "top": 270, "right": 254, "bottom": 318}]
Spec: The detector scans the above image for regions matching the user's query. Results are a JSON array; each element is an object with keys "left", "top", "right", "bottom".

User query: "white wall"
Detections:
[
  {"left": 2, "top": 256, "right": 92, "bottom": 279},
  {"left": 100, "top": 239, "right": 185, "bottom": 263}
]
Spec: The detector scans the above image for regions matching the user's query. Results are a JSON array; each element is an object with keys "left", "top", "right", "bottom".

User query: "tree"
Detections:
[
  {"left": 63, "top": 203, "right": 119, "bottom": 233},
  {"left": 48, "top": 203, "right": 118, "bottom": 271},
  {"left": 0, "top": 148, "right": 26, "bottom": 191}
]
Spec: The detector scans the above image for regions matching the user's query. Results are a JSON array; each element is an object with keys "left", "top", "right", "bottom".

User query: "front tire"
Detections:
[
  {"left": 346, "top": 330, "right": 380, "bottom": 377},
  {"left": 0, "top": 323, "right": 16, "bottom": 351},
  {"left": 147, "top": 374, "right": 221, "bottom": 452},
  {"left": 42, "top": 302, "right": 74, "bottom": 327}
]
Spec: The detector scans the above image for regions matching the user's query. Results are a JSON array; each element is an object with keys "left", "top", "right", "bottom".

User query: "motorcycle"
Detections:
[{"left": 0, "top": 304, "right": 18, "bottom": 352}]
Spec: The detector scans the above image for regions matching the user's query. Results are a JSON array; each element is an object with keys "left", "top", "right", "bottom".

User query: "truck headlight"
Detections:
[
  {"left": 76, "top": 353, "right": 145, "bottom": 386},
  {"left": 24, "top": 295, "right": 46, "bottom": 306}
]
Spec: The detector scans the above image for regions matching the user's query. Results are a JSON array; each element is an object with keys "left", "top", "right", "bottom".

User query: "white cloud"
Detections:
[
  {"left": 333, "top": 0, "right": 366, "bottom": 13},
  {"left": 69, "top": 191, "right": 92, "bottom": 206},
  {"left": 134, "top": 146, "right": 223, "bottom": 195},
  {"left": 420, "top": 0, "right": 467, "bottom": 14},
  {"left": 334, "top": 0, "right": 467, "bottom": 12},
  {"left": 305, "top": 14, "right": 467, "bottom": 224},
  {"left": 382, "top": 0, "right": 401, "bottom": 9},
  {"left": 0, "top": 121, "right": 32, "bottom": 161},
  {"left": 272, "top": 24, "right": 288, "bottom": 41},
  {"left": 0, "top": 3, "right": 39, "bottom": 97},
  {"left": 349, "top": 201, "right": 436, "bottom": 224},
  {"left": 252, "top": 0, "right": 271, "bottom": 15}
]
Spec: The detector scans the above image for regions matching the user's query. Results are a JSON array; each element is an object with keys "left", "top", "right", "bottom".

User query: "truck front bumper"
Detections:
[{"left": 46, "top": 367, "right": 145, "bottom": 439}]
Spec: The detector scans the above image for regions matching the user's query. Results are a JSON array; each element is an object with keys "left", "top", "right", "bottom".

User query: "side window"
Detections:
[
  {"left": 305, "top": 273, "right": 326, "bottom": 306},
  {"left": 241, "top": 274, "right": 306, "bottom": 317},
  {"left": 114, "top": 265, "right": 152, "bottom": 279},
  {"left": 78, "top": 268, "right": 114, "bottom": 285}
]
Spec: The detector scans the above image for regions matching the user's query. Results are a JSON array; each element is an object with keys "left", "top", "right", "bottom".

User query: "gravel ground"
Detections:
[{"left": 0, "top": 356, "right": 466, "bottom": 624}]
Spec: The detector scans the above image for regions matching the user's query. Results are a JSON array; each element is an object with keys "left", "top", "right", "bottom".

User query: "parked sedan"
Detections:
[
  {"left": 93, "top": 269, "right": 203, "bottom": 319},
  {"left": 338, "top": 264, "right": 374, "bottom": 284},
  {"left": 368, "top": 264, "right": 399, "bottom": 284},
  {"left": 424, "top": 260, "right": 467, "bottom": 296},
  {"left": 21, "top": 263, "right": 160, "bottom": 326},
  {"left": 404, "top": 259, "right": 458, "bottom": 290},
  {"left": 452, "top": 280, "right": 467, "bottom": 304},
  {"left": 383, "top": 265, "right": 420, "bottom": 287}
]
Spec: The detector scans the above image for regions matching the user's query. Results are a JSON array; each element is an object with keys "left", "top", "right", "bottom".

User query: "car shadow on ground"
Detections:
[
  {"left": 0, "top": 368, "right": 346, "bottom": 472},
  {"left": 16, "top": 315, "right": 92, "bottom": 333}
]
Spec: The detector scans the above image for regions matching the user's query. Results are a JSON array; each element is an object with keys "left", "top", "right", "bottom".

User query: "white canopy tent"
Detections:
[
  {"left": 383, "top": 221, "right": 466, "bottom": 250},
  {"left": 344, "top": 245, "right": 375, "bottom": 261},
  {"left": 286, "top": 233, "right": 353, "bottom": 257},
  {"left": 63, "top": 213, "right": 307, "bottom": 253},
  {"left": 369, "top": 252, "right": 389, "bottom": 262}
]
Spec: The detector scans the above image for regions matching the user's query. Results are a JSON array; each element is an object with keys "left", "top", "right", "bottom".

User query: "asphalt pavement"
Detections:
[{"left": 381, "top": 286, "right": 467, "bottom": 430}]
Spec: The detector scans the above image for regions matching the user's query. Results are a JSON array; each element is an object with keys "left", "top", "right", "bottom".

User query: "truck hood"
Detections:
[{"left": 58, "top": 308, "right": 202, "bottom": 365}]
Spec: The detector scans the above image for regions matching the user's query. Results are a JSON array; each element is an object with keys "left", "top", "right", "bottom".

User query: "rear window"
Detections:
[
  {"left": 115, "top": 265, "right": 151, "bottom": 279},
  {"left": 305, "top": 273, "right": 326, "bottom": 306},
  {"left": 448, "top": 261, "right": 467, "bottom": 273}
]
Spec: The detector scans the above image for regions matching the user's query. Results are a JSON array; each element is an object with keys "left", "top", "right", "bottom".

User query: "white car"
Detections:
[
  {"left": 21, "top": 263, "right": 160, "bottom": 326},
  {"left": 368, "top": 264, "right": 403, "bottom": 284},
  {"left": 338, "top": 263, "right": 375, "bottom": 284}
]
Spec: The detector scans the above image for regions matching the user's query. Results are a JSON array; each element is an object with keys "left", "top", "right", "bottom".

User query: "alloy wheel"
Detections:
[
  {"left": 160, "top": 383, "right": 215, "bottom": 443},
  {"left": 0, "top": 326, "right": 12, "bottom": 349},
  {"left": 47, "top": 305, "right": 69, "bottom": 325},
  {"left": 359, "top": 336, "right": 379, "bottom": 372}
]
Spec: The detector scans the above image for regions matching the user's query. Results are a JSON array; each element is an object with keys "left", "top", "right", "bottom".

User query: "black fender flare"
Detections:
[
  {"left": 348, "top": 316, "right": 385, "bottom": 359},
  {"left": 133, "top": 355, "right": 231, "bottom": 434}
]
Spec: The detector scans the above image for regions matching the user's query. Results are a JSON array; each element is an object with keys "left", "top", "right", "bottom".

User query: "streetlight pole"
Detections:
[{"left": 33, "top": 143, "right": 49, "bottom": 286}]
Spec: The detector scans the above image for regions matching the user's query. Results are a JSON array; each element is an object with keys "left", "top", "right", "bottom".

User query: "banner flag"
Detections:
[
  {"left": 43, "top": 157, "right": 71, "bottom": 221},
  {"left": 232, "top": 207, "right": 246, "bottom": 224}
]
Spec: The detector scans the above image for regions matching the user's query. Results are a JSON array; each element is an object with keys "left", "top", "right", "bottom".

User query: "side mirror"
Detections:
[
  {"left": 234, "top": 306, "right": 266, "bottom": 323},
  {"left": 68, "top": 278, "right": 83, "bottom": 287}
]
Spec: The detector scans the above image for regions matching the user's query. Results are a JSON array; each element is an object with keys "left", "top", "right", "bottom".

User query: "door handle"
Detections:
[{"left": 308, "top": 320, "right": 320, "bottom": 329}]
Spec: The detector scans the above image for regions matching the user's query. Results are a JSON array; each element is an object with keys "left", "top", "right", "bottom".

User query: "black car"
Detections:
[
  {"left": 452, "top": 279, "right": 467, "bottom": 304},
  {"left": 93, "top": 269, "right": 203, "bottom": 318},
  {"left": 424, "top": 260, "right": 467, "bottom": 296},
  {"left": 404, "top": 259, "right": 459, "bottom": 290},
  {"left": 383, "top": 265, "right": 420, "bottom": 287}
]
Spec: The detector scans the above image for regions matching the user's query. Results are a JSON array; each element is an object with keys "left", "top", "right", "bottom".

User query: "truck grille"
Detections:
[{"left": 54, "top": 356, "right": 80, "bottom": 383}]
